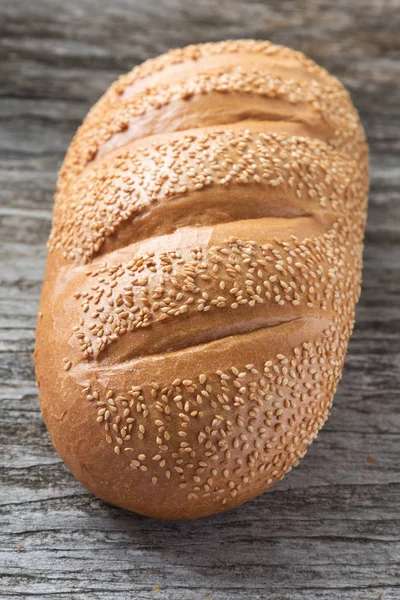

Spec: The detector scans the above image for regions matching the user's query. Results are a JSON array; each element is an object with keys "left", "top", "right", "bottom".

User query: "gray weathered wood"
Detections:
[{"left": 0, "top": 0, "right": 399, "bottom": 598}]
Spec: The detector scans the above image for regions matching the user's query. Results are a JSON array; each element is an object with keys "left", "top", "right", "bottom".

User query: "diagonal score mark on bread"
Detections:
[
  {"left": 49, "top": 130, "right": 362, "bottom": 262},
  {"left": 85, "top": 39, "right": 343, "bottom": 125},
  {"left": 35, "top": 40, "right": 368, "bottom": 519},
  {"left": 67, "top": 216, "right": 361, "bottom": 363},
  {"left": 57, "top": 64, "right": 362, "bottom": 190}
]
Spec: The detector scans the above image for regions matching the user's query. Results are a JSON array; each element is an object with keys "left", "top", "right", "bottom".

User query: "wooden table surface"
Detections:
[{"left": 1, "top": 1, "right": 399, "bottom": 598}]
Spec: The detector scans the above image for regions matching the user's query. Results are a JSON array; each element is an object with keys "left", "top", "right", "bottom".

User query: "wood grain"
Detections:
[{"left": 0, "top": 0, "right": 399, "bottom": 598}]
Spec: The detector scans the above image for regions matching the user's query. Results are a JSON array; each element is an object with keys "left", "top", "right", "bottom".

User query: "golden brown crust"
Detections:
[{"left": 35, "top": 40, "right": 368, "bottom": 519}]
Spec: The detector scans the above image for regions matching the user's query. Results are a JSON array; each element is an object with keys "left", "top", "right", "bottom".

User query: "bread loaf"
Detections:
[{"left": 35, "top": 40, "right": 368, "bottom": 519}]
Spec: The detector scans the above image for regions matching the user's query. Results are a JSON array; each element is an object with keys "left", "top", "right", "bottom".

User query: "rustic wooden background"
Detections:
[{"left": 1, "top": 0, "right": 399, "bottom": 598}]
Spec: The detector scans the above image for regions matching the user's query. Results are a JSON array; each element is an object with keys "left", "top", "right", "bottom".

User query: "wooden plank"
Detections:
[{"left": 0, "top": 0, "right": 399, "bottom": 598}]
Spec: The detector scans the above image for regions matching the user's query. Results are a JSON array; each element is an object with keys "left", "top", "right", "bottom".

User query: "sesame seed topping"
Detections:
[{"left": 46, "top": 39, "right": 367, "bottom": 516}]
